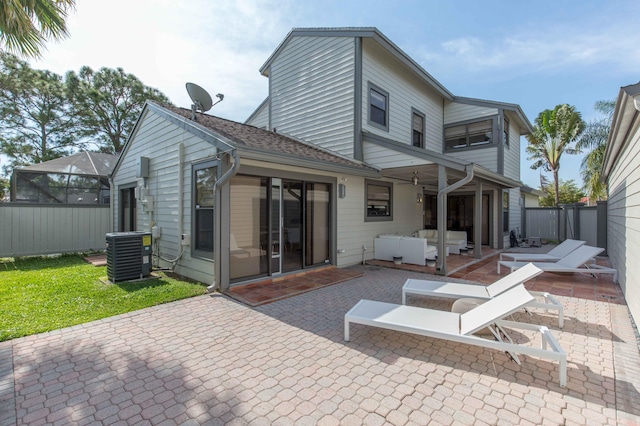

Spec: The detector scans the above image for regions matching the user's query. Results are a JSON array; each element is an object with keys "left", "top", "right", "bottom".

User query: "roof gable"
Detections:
[{"left": 259, "top": 27, "right": 454, "bottom": 100}]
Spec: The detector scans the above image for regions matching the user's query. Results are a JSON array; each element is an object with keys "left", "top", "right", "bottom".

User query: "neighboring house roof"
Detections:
[
  {"left": 602, "top": 81, "right": 640, "bottom": 180},
  {"left": 260, "top": 27, "right": 454, "bottom": 100},
  {"left": 16, "top": 152, "right": 117, "bottom": 176},
  {"left": 521, "top": 185, "right": 545, "bottom": 197},
  {"left": 112, "top": 101, "right": 380, "bottom": 178}
]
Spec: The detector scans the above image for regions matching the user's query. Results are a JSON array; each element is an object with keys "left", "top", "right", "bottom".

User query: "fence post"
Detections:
[{"left": 597, "top": 201, "right": 608, "bottom": 256}]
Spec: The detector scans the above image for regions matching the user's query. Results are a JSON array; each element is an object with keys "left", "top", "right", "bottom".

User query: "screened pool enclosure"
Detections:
[{"left": 10, "top": 152, "right": 117, "bottom": 204}]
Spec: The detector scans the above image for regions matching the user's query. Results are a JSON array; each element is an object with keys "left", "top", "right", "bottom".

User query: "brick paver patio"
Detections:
[{"left": 1, "top": 264, "right": 640, "bottom": 425}]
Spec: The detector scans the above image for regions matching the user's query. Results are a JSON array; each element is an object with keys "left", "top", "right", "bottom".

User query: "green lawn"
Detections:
[{"left": 0, "top": 255, "right": 208, "bottom": 342}]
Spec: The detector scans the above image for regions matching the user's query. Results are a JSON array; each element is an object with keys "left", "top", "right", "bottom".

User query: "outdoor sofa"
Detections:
[{"left": 416, "top": 229, "right": 467, "bottom": 254}]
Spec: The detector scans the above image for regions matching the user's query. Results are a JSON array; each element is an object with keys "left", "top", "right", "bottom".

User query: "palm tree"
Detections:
[
  {"left": 576, "top": 100, "right": 615, "bottom": 203},
  {"left": 526, "top": 104, "right": 586, "bottom": 207},
  {"left": 0, "top": 0, "right": 75, "bottom": 58}
]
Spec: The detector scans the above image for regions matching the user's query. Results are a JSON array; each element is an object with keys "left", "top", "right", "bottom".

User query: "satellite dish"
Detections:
[{"left": 186, "top": 82, "right": 213, "bottom": 112}]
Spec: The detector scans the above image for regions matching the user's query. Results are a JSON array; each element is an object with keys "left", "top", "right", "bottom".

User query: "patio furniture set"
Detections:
[
  {"left": 345, "top": 239, "right": 618, "bottom": 388},
  {"left": 373, "top": 230, "right": 468, "bottom": 266}
]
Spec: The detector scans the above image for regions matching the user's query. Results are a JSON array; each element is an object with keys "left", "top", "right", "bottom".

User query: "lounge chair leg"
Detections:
[{"left": 489, "top": 324, "right": 521, "bottom": 365}]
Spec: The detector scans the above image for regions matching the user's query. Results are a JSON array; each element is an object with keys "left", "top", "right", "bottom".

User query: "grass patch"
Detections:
[{"left": 0, "top": 255, "right": 207, "bottom": 342}]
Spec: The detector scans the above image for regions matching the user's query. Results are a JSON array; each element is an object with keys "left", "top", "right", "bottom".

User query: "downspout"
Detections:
[
  {"left": 436, "top": 164, "right": 474, "bottom": 276},
  {"left": 177, "top": 142, "right": 184, "bottom": 259},
  {"left": 108, "top": 175, "right": 114, "bottom": 233},
  {"left": 207, "top": 148, "right": 240, "bottom": 293}
]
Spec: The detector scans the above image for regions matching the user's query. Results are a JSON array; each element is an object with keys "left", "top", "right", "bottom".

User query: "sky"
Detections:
[{"left": 15, "top": 0, "right": 640, "bottom": 188}]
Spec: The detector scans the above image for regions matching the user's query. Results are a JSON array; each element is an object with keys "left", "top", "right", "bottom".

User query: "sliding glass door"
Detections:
[{"left": 229, "top": 175, "right": 331, "bottom": 282}]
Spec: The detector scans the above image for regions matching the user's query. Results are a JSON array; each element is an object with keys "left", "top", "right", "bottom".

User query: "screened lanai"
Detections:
[{"left": 10, "top": 152, "right": 118, "bottom": 204}]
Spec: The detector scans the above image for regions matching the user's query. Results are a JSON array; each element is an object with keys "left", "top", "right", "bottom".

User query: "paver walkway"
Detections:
[{"left": 1, "top": 265, "right": 640, "bottom": 425}]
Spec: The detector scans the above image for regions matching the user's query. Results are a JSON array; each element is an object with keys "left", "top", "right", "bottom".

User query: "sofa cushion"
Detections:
[{"left": 446, "top": 231, "right": 467, "bottom": 241}]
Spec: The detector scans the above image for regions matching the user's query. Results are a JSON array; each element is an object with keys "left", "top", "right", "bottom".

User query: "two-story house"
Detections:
[{"left": 109, "top": 28, "right": 532, "bottom": 290}]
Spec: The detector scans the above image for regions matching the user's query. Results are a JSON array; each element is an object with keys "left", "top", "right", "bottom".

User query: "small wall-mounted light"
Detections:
[
  {"left": 339, "top": 183, "right": 346, "bottom": 198},
  {"left": 417, "top": 193, "right": 423, "bottom": 203}
]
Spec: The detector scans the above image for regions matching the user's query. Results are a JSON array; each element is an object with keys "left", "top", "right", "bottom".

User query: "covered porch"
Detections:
[{"left": 381, "top": 161, "right": 520, "bottom": 276}]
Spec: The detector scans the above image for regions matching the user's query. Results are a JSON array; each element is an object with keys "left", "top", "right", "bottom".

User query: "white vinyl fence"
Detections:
[{"left": 0, "top": 204, "right": 111, "bottom": 257}]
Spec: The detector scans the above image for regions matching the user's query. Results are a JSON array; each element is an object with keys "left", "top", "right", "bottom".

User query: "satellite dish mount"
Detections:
[{"left": 185, "top": 82, "right": 224, "bottom": 121}]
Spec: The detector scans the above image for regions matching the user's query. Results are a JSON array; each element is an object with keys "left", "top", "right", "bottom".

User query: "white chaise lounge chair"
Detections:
[
  {"left": 499, "top": 239, "right": 586, "bottom": 262},
  {"left": 497, "top": 245, "right": 617, "bottom": 282},
  {"left": 344, "top": 284, "right": 567, "bottom": 387},
  {"left": 402, "top": 263, "right": 565, "bottom": 327}
]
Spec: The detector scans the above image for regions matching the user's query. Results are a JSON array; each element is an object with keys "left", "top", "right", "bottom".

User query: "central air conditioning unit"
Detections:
[{"left": 106, "top": 232, "right": 152, "bottom": 282}]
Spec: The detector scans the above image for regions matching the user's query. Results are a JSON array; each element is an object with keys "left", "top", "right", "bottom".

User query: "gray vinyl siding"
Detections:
[
  {"left": 442, "top": 103, "right": 500, "bottom": 171},
  {"left": 361, "top": 39, "right": 444, "bottom": 153},
  {"left": 335, "top": 176, "right": 423, "bottom": 265},
  {"left": 245, "top": 101, "right": 269, "bottom": 129},
  {"left": 502, "top": 117, "right": 521, "bottom": 180},
  {"left": 363, "top": 142, "right": 435, "bottom": 169},
  {"left": 607, "top": 124, "right": 640, "bottom": 324},
  {"left": 446, "top": 147, "right": 499, "bottom": 172},
  {"left": 444, "top": 103, "right": 497, "bottom": 125},
  {"left": 113, "top": 109, "right": 217, "bottom": 284},
  {"left": 269, "top": 36, "right": 356, "bottom": 157}
]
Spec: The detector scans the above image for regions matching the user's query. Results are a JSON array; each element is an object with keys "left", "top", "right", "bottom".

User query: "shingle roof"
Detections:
[{"left": 162, "top": 104, "right": 378, "bottom": 174}]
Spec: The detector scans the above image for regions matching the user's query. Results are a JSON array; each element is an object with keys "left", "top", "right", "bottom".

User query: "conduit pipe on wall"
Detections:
[
  {"left": 436, "top": 164, "right": 474, "bottom": 276},
  {"left": 207, "top": 148, "right": 240, "bottom": 293}
]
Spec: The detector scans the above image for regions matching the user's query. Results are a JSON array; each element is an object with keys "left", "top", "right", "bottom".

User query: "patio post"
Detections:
[
  {"left": 436, "top": 164, "right": 474, "bottom": 276},
  {"left": 436, "top": 166, "right": 448, "bottom": 275},
  {"left": 474, "top": 182, "right": 482, "bottom": 258}
]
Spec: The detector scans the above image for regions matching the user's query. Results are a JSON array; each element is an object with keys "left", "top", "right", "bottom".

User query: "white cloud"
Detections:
[{"left": 422, "top": 23, "right": 640, "bottom": 76}]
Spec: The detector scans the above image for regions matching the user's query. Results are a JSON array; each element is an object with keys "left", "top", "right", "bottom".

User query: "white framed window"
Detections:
[
  {"left": 365, "top": 180, "right": 393, "bottom": 221},
  {"left": 192, "top": 160, "right": 218, "bottom": 259},
  {"left": 412, "top": 109, "right": 425, "bottom": 148},
  {"left": 368, "top": 83, "right": 389, "bottom": 131},
  {"left": 444, "top": 119, "right": 493, "bottom": 151},
  {"left": 504, "top": 117, "right": 510, "bottom": 147}
]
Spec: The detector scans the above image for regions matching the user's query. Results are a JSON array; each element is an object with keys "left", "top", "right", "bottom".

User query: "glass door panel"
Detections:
[
  {"left": 271, "top": 178, "right": 282, "bottom": 275},
  {"left": 283, "top": 180, "right": 303, "bottom": 273},
  {"left": 424, "top": 194, "right": 490, "bottom": 245},
  {"left": 229, "top": 176, "right": 268, "bottom": 281},
  {"left": 305, "top": 182, "right": 330, "bottom": 266}
]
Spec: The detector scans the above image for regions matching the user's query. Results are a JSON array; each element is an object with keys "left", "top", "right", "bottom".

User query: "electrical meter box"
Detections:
[{"left": 106, "top": 232, "right": 152, "bottom": 282}]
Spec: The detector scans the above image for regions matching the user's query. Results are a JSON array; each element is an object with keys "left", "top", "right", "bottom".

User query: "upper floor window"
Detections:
[
  {"left": 444, "top": 119, "right": 493, "bottom": 151},
  {"left": 503, "top": 117, "right": 510, "bottom": 147},
  {"left": 368, "top": 83, "right": 389, "bottom": 131},
  {"left": 193, "top": 160, "right": 218, "bottom": 259},
  {"left": 412, "top": 109, "right": 425, "bottom": 148},
  {"left": 365, "top": 180, "right": 393, "bottom": 221}
]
